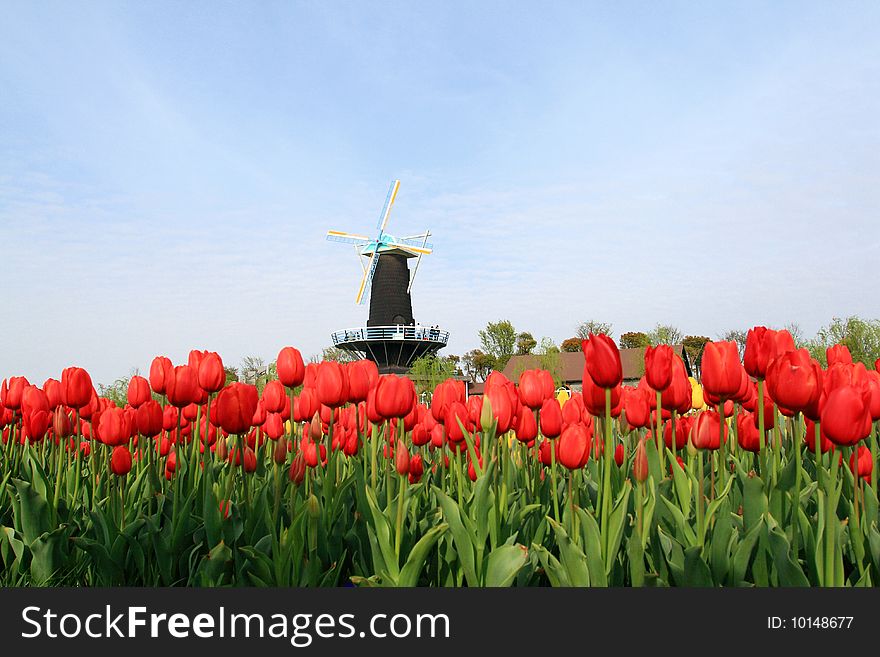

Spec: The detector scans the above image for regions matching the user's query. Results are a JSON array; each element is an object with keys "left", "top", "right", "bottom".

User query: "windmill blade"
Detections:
[
  {"left": 376, "top": 179, "right": 401, "bottom": 234},
  {"left": 407, "top": 230, "right": 431, "bottom": 293},
  {"left": 327, "top": 230, "right": 371, "bottom": 245},
  {"left": 385, "top": 241, "right": 432, "bottom": 255},
  {"left": 390, "top": 236, "right": 434, "bottom": 250},
  {"left": 356, "top": 250, "right": 380, "bottom": 305}
]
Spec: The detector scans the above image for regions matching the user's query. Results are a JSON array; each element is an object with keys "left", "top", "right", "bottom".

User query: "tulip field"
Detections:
[{"left": 2, "top": 329, "right": 879, "bottom": 587}]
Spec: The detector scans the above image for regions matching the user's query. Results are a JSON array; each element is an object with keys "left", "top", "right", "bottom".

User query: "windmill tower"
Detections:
[{"left": 326, "top": 180, "right": 449, "bottom": 374}]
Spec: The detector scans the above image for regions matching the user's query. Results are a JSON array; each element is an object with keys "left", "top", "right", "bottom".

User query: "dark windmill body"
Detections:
[{"left": 326, "top": 181, "right": 448, "bottom": 374}]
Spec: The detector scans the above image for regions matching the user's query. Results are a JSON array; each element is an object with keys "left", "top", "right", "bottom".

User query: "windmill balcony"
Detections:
[{"left": 331, "top": 325, "right": 449, "bottom": 347}]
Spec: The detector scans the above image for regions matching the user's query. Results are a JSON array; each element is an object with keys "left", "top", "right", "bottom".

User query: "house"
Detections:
[{"left": 466, "top": 346, "right": 693, "bottom": 396}]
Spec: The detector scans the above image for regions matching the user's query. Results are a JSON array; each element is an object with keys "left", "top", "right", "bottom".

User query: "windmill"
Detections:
[{"left": 325, "top": 180, "right": 449, "bottom": 373}]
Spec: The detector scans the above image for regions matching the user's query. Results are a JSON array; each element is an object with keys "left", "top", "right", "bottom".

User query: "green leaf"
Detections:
[
  {"left": 398, "top": 523, "right": 448, "bottom": 587},
  {"left": 485, "top": 544, "right": 529, "bottom": 587},
  {"left": 29, "top": 526, "right": 68, "bottom": 585},
  {"left": 660, "top": 495, "right": 696, "bottom": 547},
  {"left": 364, "top": 487, "right": 400, "bottom": 580},
  {"left": 742, "top": 475, "right": 767, "bottom": 533},
  {"left": 683, "top": 545, "right": 714, "bottom": 587},
  {"left": 12, "top": 479, "right": 51, "bottom": 546},
  {"left": 532, "top": 544, "right": 570, "bottom": 587},
  {"left": 731, "top": 517, "right": 764, "bottom": 585},
  {"left": 627, "top": 532, "right": 645, "bottom": 587},
  {"left": 547, "top": 517, "right": 589, "bottom": 587},
  {"left": 575, "top": 507, "right": 607, "bottom": 587},
  {"left": 605, "top": 482, "right": 632, "bottom": 575},
  {"left": 709, "top": 501, "right": 733, "bottom": 585},
  {"left": 766, "top": 522, "right": 809, "bottom": 587},
  {"left": 433, "top": 487, "right": 478, "bottom": 586}
]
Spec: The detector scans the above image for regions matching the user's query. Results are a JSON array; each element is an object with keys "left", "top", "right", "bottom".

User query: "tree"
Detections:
[
  {"left": 478, "top": 320, "right": 517, "bottom": 372},
  {"left": 516, "top": 331, "right": 538, "bottom": 355},
  {"left": 784, "top": 322, "right": 808, "bottom": 349},
  {"left": 576, "top": 320, "right": 613, "bottom": 340},
  {"left": 682, "top": 335, "right": 710, "bottom": 377},
  {"left": 619, "top": 331, "right": 651, "bottom": 349},
  {"left": 98, "top": 374, "right": 131, "bottom": 408},
  {"left": 560, "top": 337, "right": 581, "bottom": 353},
  {"left": 807, "top": 316, "right": 880, "bottom": 367},
  {"left": 536, "top": 337, "right": 564, "bottom": 387},
  {"left": 409, "top": 355, "right": 459, "bottom": 397},
  {"left": 719, "top": 329, "right": 748, "bottom": 360},
  {"left": 445, "top": 354, "right": 463, "bottom": 376},
  {"left": 320, "top": 346, "right": 358, "bottom": 364},
  {"left": 647, "top": 324, "right": 683, "bottom": 346},
  {"left": 224, "top": 366, "right": 239, "bottom": 384},
  {"left": 462, "top": 349, "right": 494, "bottom": 382}
]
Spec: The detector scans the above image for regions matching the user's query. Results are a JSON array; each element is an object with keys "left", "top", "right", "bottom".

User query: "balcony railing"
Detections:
[{"left": 332, "top": 325, "right": 449, "bottom": 346}]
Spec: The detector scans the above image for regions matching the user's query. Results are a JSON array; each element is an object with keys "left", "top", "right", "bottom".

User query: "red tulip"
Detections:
[
  {"left": 428, "top": 380, "right": 454, "bottom": 422},
  {"left": 645, "top": 345, "right": 674, "bottom": 391},
  {"left": 556, "top": 424, "right": 592, "bottom": 470},
  {"left": 262, "top": 380, "right": 286, "bottom": 414},
  {"left": 375, "top": 375, "right": 416, "bottom": 419},
  {"left": 272, "top": 438, "right": 288, "bottom": 464},
  {"left": 43, "top": 378, "right": 62, "bottom": 409},
  {"left": 127, "top": 375, "right": 151, "bottom": 408},
  {"left": 96, "top": 407, "right": 131, "bottom": 447},
  {"left": 109, "top": 446, "right": 132, "bottom": 476},
  {"left": 166, "top": 365, "right": 199, "bottom": 408},
  {"left": 663, "top": 418, "right": 688, "bottom": 450},
  {"left": 624, "top": 386, "right": 651, "bottom": 430},
  {"left": 149, "top": 356, "right": 173, "bottom": 395},
  {"left": 408, "top": 454, "right": 424, "bottom": 484},
  {"left": 744, "top": 327, "right": 794, "bottom": 379},
  {"left": 264, "top": 413, "right": 285, "bottom": 440},
  {"left": 632, "top": 439, "right": 649, "bottom": 482},
  {"left": 866, "top": 371, "right": 880, "bottom": 421},
  {"left": 849, "top": 445, "right": 872, "bottom": 482},
  {"left": 766, "top": 349, "right": 823, "bottom": 417},
  {"left": 198, "top": 351, "right": 225, "bottom": 393},
  {"left": 820, "top": 384, "right": 872, "bottom": 447},
  {"left": 581, "top": 366, "right": 622, "bottom": 417},
  {"left": 690, "top": 410, "right": 726, "bottom": 450},
  {"left": 539, "top": 398, "right": 563, "bottom": 438},
  {"left": 53, "top": 407, "right": 73, "bottom": 438},
  {"left": 315, "top": 361, "right": 348, "bottom": 408},
  {"left": 23, "top": 409, "right": 50, "bottom": 442},
  {"left": 1, "top": 376, "right": 29, "bottom": 410},
  {"left": 514, "top": 406, "right": 538, "bottom": 444},
  {"left": 581, "top": 334, "right": 623, "bottom": 389},
  {"left": 485, "top": 385, "right": 515, "bottom": 434},
  {"left": 289, "top": 453, "right": 306, "bottom": 484},
  {"left": 347, "top": 360, "right": 378, "bottom": 403},
  {"left": 804, "top": 419, "right": 835, "bottom": 454},
  {"left": 444, "top": 401, "right": 472, "bottom": 444},
  {"left": 614, "top": 442, "right": 625, "bottom": 467},
  {"left": 736, "top": 412, "right": 761, "bottom": 453},
  {"left": 826, "top": 344, "right": 853, "bottom": 368},
  {"left": 394, "top": 440, "right": 410, "bottom": 475},
  {"left": 518, "top": 369, "right": 547, "bottom": 409},
  {"left": 134, "top": 400, "right": 162, "bottom": 437},
  {"left": 61, "top": 367, "right": 93, "bottom": 409},
  {"left": 701, "top": 341, "right": 742, "bottom": 400},
  {"left": 277, "top": 347, "right": 306, "bottom": 388},
  {"left": 215, "top": 383, "right": 259, "bottom": 435}
]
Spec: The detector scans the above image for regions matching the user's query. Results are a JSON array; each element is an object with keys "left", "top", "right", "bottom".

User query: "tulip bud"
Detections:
[
  {"left": 479, "top": 394, "right": 494, "bottom": 432},
  {"left": 632, "top": 440, "right": 649, "bottom": 483},
  {"left": 395, "top": 440, "right": 410, "bottom": 476},
  {"left": 289, "top": 453, "right": 306, "bottom": 484},
  {"left": 273, "top": 438, "right": 288, "bottom": 465},
  {"left": 307, "top": 493, "right": 321, "bottom": 520}
]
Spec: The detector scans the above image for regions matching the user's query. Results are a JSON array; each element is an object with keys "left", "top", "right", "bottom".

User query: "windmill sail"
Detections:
[{"left": 376, "top": 180, "right": 400, "bottom": 233}]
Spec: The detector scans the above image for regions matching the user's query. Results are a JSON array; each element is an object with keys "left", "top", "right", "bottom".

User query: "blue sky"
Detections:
[{"left": 1, "top": 1, "right": 878, "bottom": 386}]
